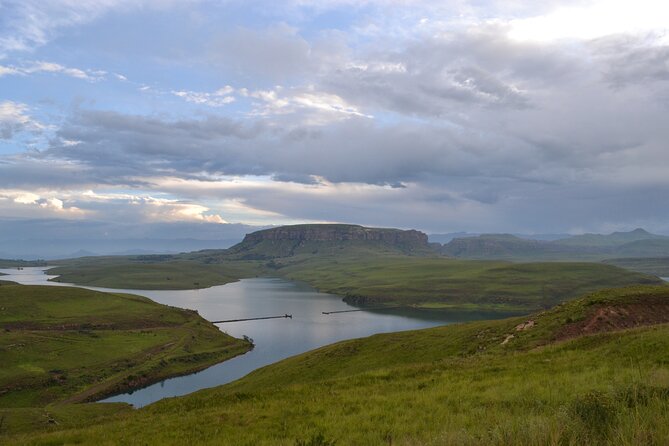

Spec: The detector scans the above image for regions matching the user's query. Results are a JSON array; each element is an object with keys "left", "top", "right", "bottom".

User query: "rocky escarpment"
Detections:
[
  {"left": 242, "top": 224, "right": 428, "bottom": 245},
  {"left": 229, "top": 224, "right": 430, "bottom": 259}
]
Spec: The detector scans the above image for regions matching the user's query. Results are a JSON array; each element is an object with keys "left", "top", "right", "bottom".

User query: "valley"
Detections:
[
  {"left": 2, "top": 224, "right": 669, "bottom": 445},
  {"left": 46, "top": 225, "right": 662, "bottom": 312},
  {"left": 5, "top": 285, "right": 669, "bottom": 444}
]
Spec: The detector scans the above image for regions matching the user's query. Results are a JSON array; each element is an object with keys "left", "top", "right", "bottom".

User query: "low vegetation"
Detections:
[
  {"left": 272, "top": 253, "right": 662, "bottom": 310},
  {"left": 0, "top": 259, "right": 47, "bottom": 268},
  {"left": 48, "top": 256, "right": 259, "bottom": 290},
  {"left": 48, "top": 240, "right": 662, "bottom": 312},
  {"left": 7, "top": 285, "right": 669, "bottom": 444},
  {"left": 0, "top": 282, "right": 251, "bottom": 435},
  {"left": 604, "top": 257, "right": 669, "bottom": 277}
]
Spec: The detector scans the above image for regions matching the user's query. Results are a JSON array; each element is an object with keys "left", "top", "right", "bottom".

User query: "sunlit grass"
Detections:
[{"left": 7, "top": 286, "right": 669, "bottom": 445}]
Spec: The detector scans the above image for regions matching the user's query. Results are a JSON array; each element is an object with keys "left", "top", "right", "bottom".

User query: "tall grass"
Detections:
[{"left": 8, "top": 287, "right": 669, "bottom": 445}]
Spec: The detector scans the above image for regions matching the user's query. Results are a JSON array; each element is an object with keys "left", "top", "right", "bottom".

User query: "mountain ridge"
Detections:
[{"left": 440, "top": 228, "right": 669, "bottom": 260}]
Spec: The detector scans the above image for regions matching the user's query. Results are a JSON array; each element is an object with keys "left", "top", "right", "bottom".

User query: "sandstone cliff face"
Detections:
[{"left": 241, "top": 224, "right": 428, "bottom": 246}]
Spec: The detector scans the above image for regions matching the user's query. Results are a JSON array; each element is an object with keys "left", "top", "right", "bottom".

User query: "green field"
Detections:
[
  {"left": 48, "top": 248, "right": 662, "bottom": 312},
  {"left": 0, "top": 282, "right": 251, "bottom": 411},
  {"left": 8, "top": 285, "right": 669, "bottom": 445},
  {"left": 604, "top": 257, "right": 669, "bottom": 277},
  {"left": 273, "top": 253, "right": 662, "bottom": 310},
  {"left": 48, "top": 256, "right": 260, "bottom": 290}
]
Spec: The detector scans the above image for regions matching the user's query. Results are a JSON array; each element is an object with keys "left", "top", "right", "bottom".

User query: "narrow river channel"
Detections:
[{"left": 0, "top": 267, "right": 521, "bottom": 407}]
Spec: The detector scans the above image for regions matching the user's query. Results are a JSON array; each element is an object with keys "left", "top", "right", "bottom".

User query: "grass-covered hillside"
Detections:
[
  {"left": 604, "top": 257, "right": 669, "bottom": 277},
  {"left": 271, "top": 253, "right": 662, "bottom": 311},
  {"left": 47, "top": 256, "right": 260, "bottom": 290},
  {"left": 47, "top": 224, "right": 663, "bottom": 312},
  {"left": 10, "top": 285, "right": 669, "bottom": 445},
  {"left": 0, "top": 282, "right": 251, "bottom": 428}
]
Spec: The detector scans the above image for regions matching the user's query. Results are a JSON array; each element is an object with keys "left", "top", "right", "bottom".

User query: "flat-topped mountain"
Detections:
[
  {"left": 228, "top": 224, "right": 431, "bottom": 259},
  {"left": 242, "top": 224, "right": 428, "bottom": 244}
]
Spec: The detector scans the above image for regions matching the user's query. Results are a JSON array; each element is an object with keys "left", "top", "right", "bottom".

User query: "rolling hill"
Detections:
[
  {"left": 46, "top": 224, "right": 663, "bottom": 312},
  {"left": 439, "top": 228, "right": 669, "bottom": 261},
  {"left": 0, "top": 283, "right": 251, "bottom": 408},
  {"left": 7, "top": 285, "right": 669, "bottom": 444}
]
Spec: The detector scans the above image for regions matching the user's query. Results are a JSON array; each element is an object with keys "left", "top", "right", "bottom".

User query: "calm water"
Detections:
[{"left": 0, "top": 267, "right": 520, "bottom": 407}]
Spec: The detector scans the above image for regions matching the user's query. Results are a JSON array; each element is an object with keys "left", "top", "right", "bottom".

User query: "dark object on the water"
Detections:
[{"left": 212, "top": 314, "right": 292, "bottom": 324}]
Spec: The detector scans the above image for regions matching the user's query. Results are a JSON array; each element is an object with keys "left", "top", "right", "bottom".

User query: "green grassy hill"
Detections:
[
  {"left": 271, "top": 252, "right": 662, "bottom": 311},
  {"left": 604, "top": 257, "right": 669, "bottom": 277},
  {"left": 47, "top": 224, "right": 663, "bottom": 312},
  {"left": 0, "top": 282, "right": 251, "bottom": 433},
  {"left": 9, "top": 285, "right": 669, "bottom": 445}
]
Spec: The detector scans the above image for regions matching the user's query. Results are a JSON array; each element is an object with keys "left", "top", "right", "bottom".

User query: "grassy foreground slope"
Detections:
[
  {"left": 0, "top": 283, "right": 251, "bottom": 409},
  {"left": 12, "top": 285, "right": 669, "bottom": 445}
]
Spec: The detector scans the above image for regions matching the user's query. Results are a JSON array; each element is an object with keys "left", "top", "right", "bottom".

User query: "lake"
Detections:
[{"left": 0, "top": 267, "right": 521, "bottom": 407}]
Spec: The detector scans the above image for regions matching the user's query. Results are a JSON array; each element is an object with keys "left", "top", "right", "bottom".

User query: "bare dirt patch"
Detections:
[{"left": 555, "top": 302, "right": 669, "bottom": 341}]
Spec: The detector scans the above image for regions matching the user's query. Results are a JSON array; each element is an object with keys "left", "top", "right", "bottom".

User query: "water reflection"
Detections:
[{"left": 0, "top": 267, "right": 520, "bottom": 407}]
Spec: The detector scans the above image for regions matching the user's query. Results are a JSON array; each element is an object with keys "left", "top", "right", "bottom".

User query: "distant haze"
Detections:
[{"left": 0, "top": 219, "right": 264, "bottom": 259}]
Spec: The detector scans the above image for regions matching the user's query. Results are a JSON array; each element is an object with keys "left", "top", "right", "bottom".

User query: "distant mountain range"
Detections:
[
  {"left": 0, "top": 238, "right": 245, "bottom": 260},
  {"left": 437, "top": 228, "right": 669, "bottom": 260},
  {"left": 4, "top": 219, "right": 669, "bottom": 265},
  {"left": 428, "top": 232, "right": 569, "bottom": 244}
]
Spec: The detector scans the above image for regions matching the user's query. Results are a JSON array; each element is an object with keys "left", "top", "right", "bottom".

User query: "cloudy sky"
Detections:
[{"left": 1, "top": 0, "right": 669, "bottom": 237}]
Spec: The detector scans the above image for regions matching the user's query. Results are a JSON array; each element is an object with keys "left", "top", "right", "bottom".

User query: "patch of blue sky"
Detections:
[{"left": 295, "top": 4, "right": 371, "bottom": 38}]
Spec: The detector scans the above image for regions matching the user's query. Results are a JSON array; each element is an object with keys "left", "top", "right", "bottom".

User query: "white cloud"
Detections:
[
  {"left": 80, "top": 190, "right": 229, "bottom": 224},
  {"left": 0, "top": 189, "right": 87, "bottom": 217},
  {"left": 0, "top": 101, "right": 46, "bottom": 139},
  {"left": 172, "top": 86, "right": 236, "bottom": 106},
  {"left": 25, "top": 61, "right": 93, "bottom": 80},
  {"left": 244, "top": 86, "right": 372, "bottom": 124},
  {"left": 0, "top": 65, "right": 21, "bottom": 76},
  {"left": 508, "top": 0, "right": 669, "bottom": 43},
  {"left": 0, "top": 60, "right": 107, "bottom": 81}
]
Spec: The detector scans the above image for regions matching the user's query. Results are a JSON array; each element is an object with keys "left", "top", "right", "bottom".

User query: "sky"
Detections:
[{"left": 1, "top": 0, "right": 669, "bottom": 239}]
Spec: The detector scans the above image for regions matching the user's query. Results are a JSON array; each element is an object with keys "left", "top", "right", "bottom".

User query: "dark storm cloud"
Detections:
[{"left": 40, "top": 107, "right": 552, "bottom": 189}]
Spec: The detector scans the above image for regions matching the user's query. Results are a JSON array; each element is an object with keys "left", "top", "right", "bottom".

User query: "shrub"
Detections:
[{"left": 571, "top": 391, "right": 617, "bottom": 433}]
